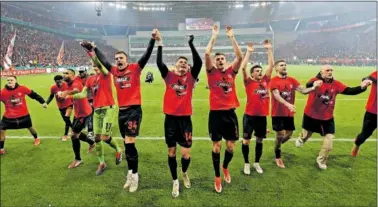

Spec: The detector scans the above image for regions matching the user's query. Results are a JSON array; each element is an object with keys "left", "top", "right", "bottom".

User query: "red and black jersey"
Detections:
[
  {"left": 0, "top": 85, "right": 32, "bottom": 118},
  {"left": 67, "top": 79, "right": 92, "bottom": 118},
  {"left": 75, "top": 76, "right": 93, "bottom": 101},
  {"left": 85, "top": 73, "right": 115, "bottom": 109},
  {"left": 50, "top": 82, "right": 73, "bottom": 109},
  {"left": 206, "top": 66, "right": 239, "bottom": 110},
  {"left": 366, "top": 71, "right": 377, "bottom": 114},
  {"left": 270, "top": 76, "right": 300, "bottom": 117},
  {"left": 244, "top": 75, "right": 270, "bottom": 116}
]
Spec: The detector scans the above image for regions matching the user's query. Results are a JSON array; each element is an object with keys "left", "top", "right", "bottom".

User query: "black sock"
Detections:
[
  {"left": 168, "top": 156, "right": 178, "bottom": 180},
  {"left": 355, "top": 133, "right": 368, "bottom": 147},
  {"left": 223, "top": 150, "right": 233, "bottom": 169},
  {"left": 31, "top": 132, "right": 38, "bottom": 139},
  {"left": 71, "top": 138, "right": 81, "bottom": 160},
  {"left": 125, "top": 143, "right": 138, "bottom": 173},
  {"left": 63, "top": 116, "right": 71, "bottom": 136},
  {"left": 255, "top": 142, "right": 263, "bottom": 163},
  {"left": 275, "top": 146, "right": 281, "bottom": 159},
  {"left": 212, "top": 151, "right": 221, "bottom": 177},
  {"left": 242, "top": 143, "right": 249, "bottom": 163},
  {"left": 181, "top": 157, "right": 191, "bottom": 173},
  {"left": 0, "top": 140, "right": 4, "bottom": 149},
  {"left": 124, "top": 143, "right": 132, "bottom": 171},
  {"left": 78, "top": 133, "right": 94, "bottom": 145}
]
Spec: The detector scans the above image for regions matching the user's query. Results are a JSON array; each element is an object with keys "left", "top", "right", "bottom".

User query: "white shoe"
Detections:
[
  {"left": 316, "top": 160, "right": 327, "bottom": 170},
  {"left": 182, "top": 172, "right": 191, "bottom": 188},
  {"left": 296, "top": 138, "right": 304, "bottom": 148},
  {"left": 243, "top": 163, "right": 251, "bottom": 175},
  {"left": 172, "top": 180, "right": 180, "bottom": 198},
  {"left": 253, "top": 163, "right": 263, "bottom": 174},
  {"left": 129, "top": 173, "right": 139, "bottom": 192},
  {"left": 123, "top": 171, "right": 132, "bottom": 189}
]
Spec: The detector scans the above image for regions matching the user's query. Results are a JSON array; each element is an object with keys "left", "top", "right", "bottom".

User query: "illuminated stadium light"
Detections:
[
  {"left": 120, "top": 5, "right": 126, "bottom": 9},
  {"left": 108, "top": 2, "right": 115, "bottom": 7},
  {"left": 235, "top": 4, "right": 244, "bottom": 8},
  {"left": 249, "top": 3, "right": 259, "bottom": 7}
]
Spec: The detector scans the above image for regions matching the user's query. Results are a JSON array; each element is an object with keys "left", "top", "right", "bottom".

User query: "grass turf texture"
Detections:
[{"left": 1, "top": 65, "right": 377, "bottom": 206}]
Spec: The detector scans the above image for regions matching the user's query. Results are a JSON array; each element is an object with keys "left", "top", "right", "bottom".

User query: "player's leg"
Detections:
[
  {"left": 209, "top": 110, "right": 223, "bottom": 193},
  {"left": 21, "top": 115, "right": 40, "bottom": 146},
  {"left": 282, "top": 117, "right": 295, "bottom": 144},
  {"left": 222, "top": 109, "right": 238, "bottom": 183},
  {"left": 168, "top": 147, "right": 179, "bottom": 197},
  {"left": 60, "top": 106, "right": 72, "bottom": 141},
  {"left": 180, "top": 116, "right": 192, "bottom": 189},
  {"left": 352, "top": 111, "right": 377, "bottom": 156},
  {"left": 296, "top": 114, "right": 314, "bottom": 147},
  {"left": 316, "top": 118, "right": 335, "bottom": 170},
  {"left": 0, "top": 117, "right": 9, "bottom": 154},
  {"left": 91, "top": 109, "right": 106, "bottom": 175},
  {"left": 100, "top": 107, "right": 121, "bottom": 165},
  {"left": 272, "top": 117, "right": 285, "bottom": 168},
  {"left": 252, "top": 116, "right": 267, "bottom": 173},
  {"left": 242, "top": 114, "right": 253, "bottom": 175},
  {"left": 68, "top": 117, "right": 84, "bottom": 169},
  {"left": 87, "top": 104, "right": 94, "bottom": 139},
  {"left": 64, "top": 106, "right": 73, "bottom": 139}
]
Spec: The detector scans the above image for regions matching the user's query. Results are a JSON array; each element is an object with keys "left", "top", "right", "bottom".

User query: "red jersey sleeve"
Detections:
[
  {"left": 21, "top": 86, "right": 32, "bottom": 95},
  {"left": 292, "top": 77, "right": 300, "bottom": 88},
  {"left": 50, "top": 85, "right": 55, "bottom": 94},
  {"left": 270, "top": 79, "right": 278, "bottom": 91},
  {"left": 335, "top": 80, "right": 347, "bottom": 94}
]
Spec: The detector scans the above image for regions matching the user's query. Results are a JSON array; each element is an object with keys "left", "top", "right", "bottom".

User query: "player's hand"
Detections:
[
  {"left": 263, "top": 39, "right": 273, "bottom": 50},
  {"left": 212, "top": 24, "right": 219, "bottom": 36},
  {"left": 247, "top": 42, "right": 254, "bottom": 52},
  {"left": 361, "top": 79, "right": 373, "bottom": 89},
  {"left": 80, "top": 41, "right": 95, "bottom": 52},
  {"left": 155, "top": 29, "right": 162, "bottom": 41},
  {"left": 188, "top": 35, "right": 194, "bottom": 44},
  {"left": 42, "top": 103, "right": 48, "bottom": 109},
  {"left": 313, "top": 80, "right": 323, "bottom": 88},
  {"left": 285, "top": 103, "right": 296, "bottom": 113},
  {"left": 225, "top": 25, "right": 234, "bottom": 38},
  {"left": 152, "top": 28, "right": 157, "bottom": 40},
  {"left": 58, "top": 91, "right": 68, "bottom": 99}
]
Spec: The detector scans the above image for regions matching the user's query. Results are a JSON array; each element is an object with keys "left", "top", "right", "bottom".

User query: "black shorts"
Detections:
[
  {"left": 302, "top": 114, "right": 335, "bottom": 136},
  {"left": 72, "top": 116, "right": 90, "bottom": 134},
  {"left": 164, "top": 114, "right": 192, "bottom": 148},
  {"left": 118, "top": 105, "right": 142, "bottom": 138},
  {"left": 243, "top": 114, "right": 267, "bottom": 139},
  {"left": 59, "top": 105, "right": 73, "bottom": 118},
  {"left": 208, "top": 109, "right": 239, "bottom": 141},
  {"left": 359, "top": 111, "right": 377, "bottom": 137},
  {"left": 0, "top": 115, "right": 32, "bottom": 130},
  {"left": 272, "top": 116, "right": 295, "bottom": 132}
]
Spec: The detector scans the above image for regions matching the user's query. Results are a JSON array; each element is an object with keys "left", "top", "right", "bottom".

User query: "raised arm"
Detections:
[
  {"left": 205, "top": 24, "right": 219, "bottom": 71},
  {"left": 341, "top": 80, "right": 370, "bottom": 95},
  {"left": 188, "top": 35, "right": 202, "bottom": 79},
  {"left": 272, "top": 89, "right": 296, "bottom": 113},
  {"left": 80, "top": 42, "right": 109, "bottom": 75},
  {"left": 225, "top": 25, "right": 243, "bottom": 73},
  {"left": 241, "top": 42, "right": 254, "bottom": 81},
  {"left": 296, "top": 80, "right": 322, "bottom": 94},
  {"left": 155, "top": 29, "right": 169, "bottom": 78},
  {"left": 138, "top": 29, "right": 157, "bottom": 69},
  {"left": 28, "top": 90, "right": 46, "bottom": 104},
  {"left": 264, "top": 39, "right": 274, "bottom": 78}
]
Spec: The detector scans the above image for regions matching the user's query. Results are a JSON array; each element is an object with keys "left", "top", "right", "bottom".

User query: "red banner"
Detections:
[{"left": 0, "top": 69, "right": 47, "bottom": 77}]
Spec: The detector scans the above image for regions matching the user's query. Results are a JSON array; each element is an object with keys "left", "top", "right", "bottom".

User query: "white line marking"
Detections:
[
  {"left": 143, "top": 98, "right": 367, "bottom": 103},
  {"left": 5, "top": 136, "right": 377, "bottom": 142}
]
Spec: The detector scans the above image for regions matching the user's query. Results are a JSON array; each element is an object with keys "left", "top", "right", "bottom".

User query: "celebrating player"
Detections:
[
  {"left": 155, "top": 30, "right": 202, "bottom": 197},
  {"left": 296, "top": 65, "right": 371, "bottom": 169},
  {"left": 239, "top": 40, "right": 274, "bottom": 175},
  {"left": 270, "top": 60, "right": 322, "bottom": 168},
  {"left": 0, "top": 76, "right": 47, "bottom": 155},
  {"left": 351, "top": 71, "right": 376, "bottom": 156},
  {"left": 59, "top": 69, "right": 96, "bottom": 169},
  {"left": 82, "top": 29, "right": 156, "bottom": 192},
  {"left": 45, "top": 75, "right": 73, "bottom": 141},
  {"left": 205, "top": 24, "right": 243, "bottom": 193}
]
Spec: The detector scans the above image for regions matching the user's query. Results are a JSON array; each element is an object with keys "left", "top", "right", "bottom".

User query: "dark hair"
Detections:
[
  {"left": 115, "top": 51, "right": 128, "bottom": 58},
  {"left": 274, "top": 60, "right": 286, "bottom": 66},
  {"left": 54, "top": 75, "right": 63, "bottom": 81},
  {"left": 176, "top": 56, "right": 188, "bottom": 61},
  {"left": 7, "top": 75, "right": 17, "bottom": 80},
  {"left": 214, "top": 52, "right": 225, "bottom": 57},
  {"left": 67, "top": 68, "right": 76, "bottom": 75},
  {"left": 250, "top": 65, "right": 262, "bottom": 73}
]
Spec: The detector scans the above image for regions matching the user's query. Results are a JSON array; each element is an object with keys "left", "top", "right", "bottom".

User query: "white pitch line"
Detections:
[
  {"left": 5, "top": 136, "right": 377, "bottom": 142},
  {"left": 143, "top": 98, "right": 367, "bottom": 102}
]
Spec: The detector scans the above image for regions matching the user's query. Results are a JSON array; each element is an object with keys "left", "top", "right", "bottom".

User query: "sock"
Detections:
[
  {"left": 255, "top": 142, "right": 263, "bottom": 163},
  {"left": 95, "top": 140, "right": 104, "bottom": 163},
  {"left": 125, "top": 143, "right": 138, "bottom": 174},
  {"left": 168, "top": 156, "right": 178, "bottom": 180},
  {"left": 355, "top": 133, "right": 367, "bottom": 147},
  {"left": 87, "top": 114, "right": 93, "bottom": 133},
  {"left": 104, "top": 137, "right": 120, "bottom": 152},
  {"left": 124, "top": 143, "right": 132, "bottom": 172},
  {"left": 222, "top": 150, "right": 234, "bottom": 169},
  {"left": 181, "top": 157, "right": 191, "bottom": 173},
  {"left": 63, "top": 116, "right": 72, "bottom": 136},
  {"left": 242, "top": 143, "right": 249, "bottom": 163},
  {"left": 212, "top": 151, "right": 221, "bottom": 177},
  {"left": 31, "top": 132, "right": 38, "bottom": 139},
  {"left": 275, "top": 138, "right": 281, "bottom": 159},
  {"left": 0, "top": 140, "right": 4, "bottom": 149},
  {"left": 78, "top": 133, "right": 94, "bottom": 145},
  {"left": 71, "top": 138, "right": 81, "bottom": 160}
]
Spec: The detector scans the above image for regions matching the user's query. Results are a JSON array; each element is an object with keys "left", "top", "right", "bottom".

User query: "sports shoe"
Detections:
[
  {"left": 253, "top": 163, "right": 263, "bottom": 174},
  {"left": 182, "top": 171, "right": 191, "bottom": 188},
  {"left": 0, "top": 149, "right": 5, "bottom": 155},
  {"left": 88, "top": 143, "right": 96, "bottom": 153},
  {"left": 123, "top": 172, "right": 132, "bottom": 189},
  {"left": 172, "top": 180, "right": 180, "bottom": 198},
  {"left": 295, "top": 138, "right": 304, "bottom": 148},
  {"left": 243, "top": 163, "right": 251, "bottom": 175},
  {"left": 129, "top": 173, "right": 139, "bottom": 192},
  {"left": 96, "top": 163, "right": 106, "bottom": 176},
  {"left": 61, "top": 135, "right": 68, "bottom": 141},
  {"left": 351, "top": 145, "right": 359, "bottom": 157},
  {"left": 115, "top": 151, "right": 122, "bottom": 165},
  {"left": 275, "top": 158, "right": 286, "bottom": 168},
  {"left": 317, "top": 160, "right": 327, "bottom": 170},
  {"left": 214, "top": 177, "right": 222, "bottom": 193},
  {"left": 34, "top": 138, "right": 40, "bottom": 146},
  {"left": 68, "top": 160, "right": 82, "bottom": 169},
  {"left": 222, "top": 168, "right": 231, "bottom": 183}
]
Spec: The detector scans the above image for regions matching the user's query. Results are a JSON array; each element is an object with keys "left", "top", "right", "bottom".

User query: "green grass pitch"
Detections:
[{"left": 1, "top": 65, "right": 377, "bottom": 207}]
